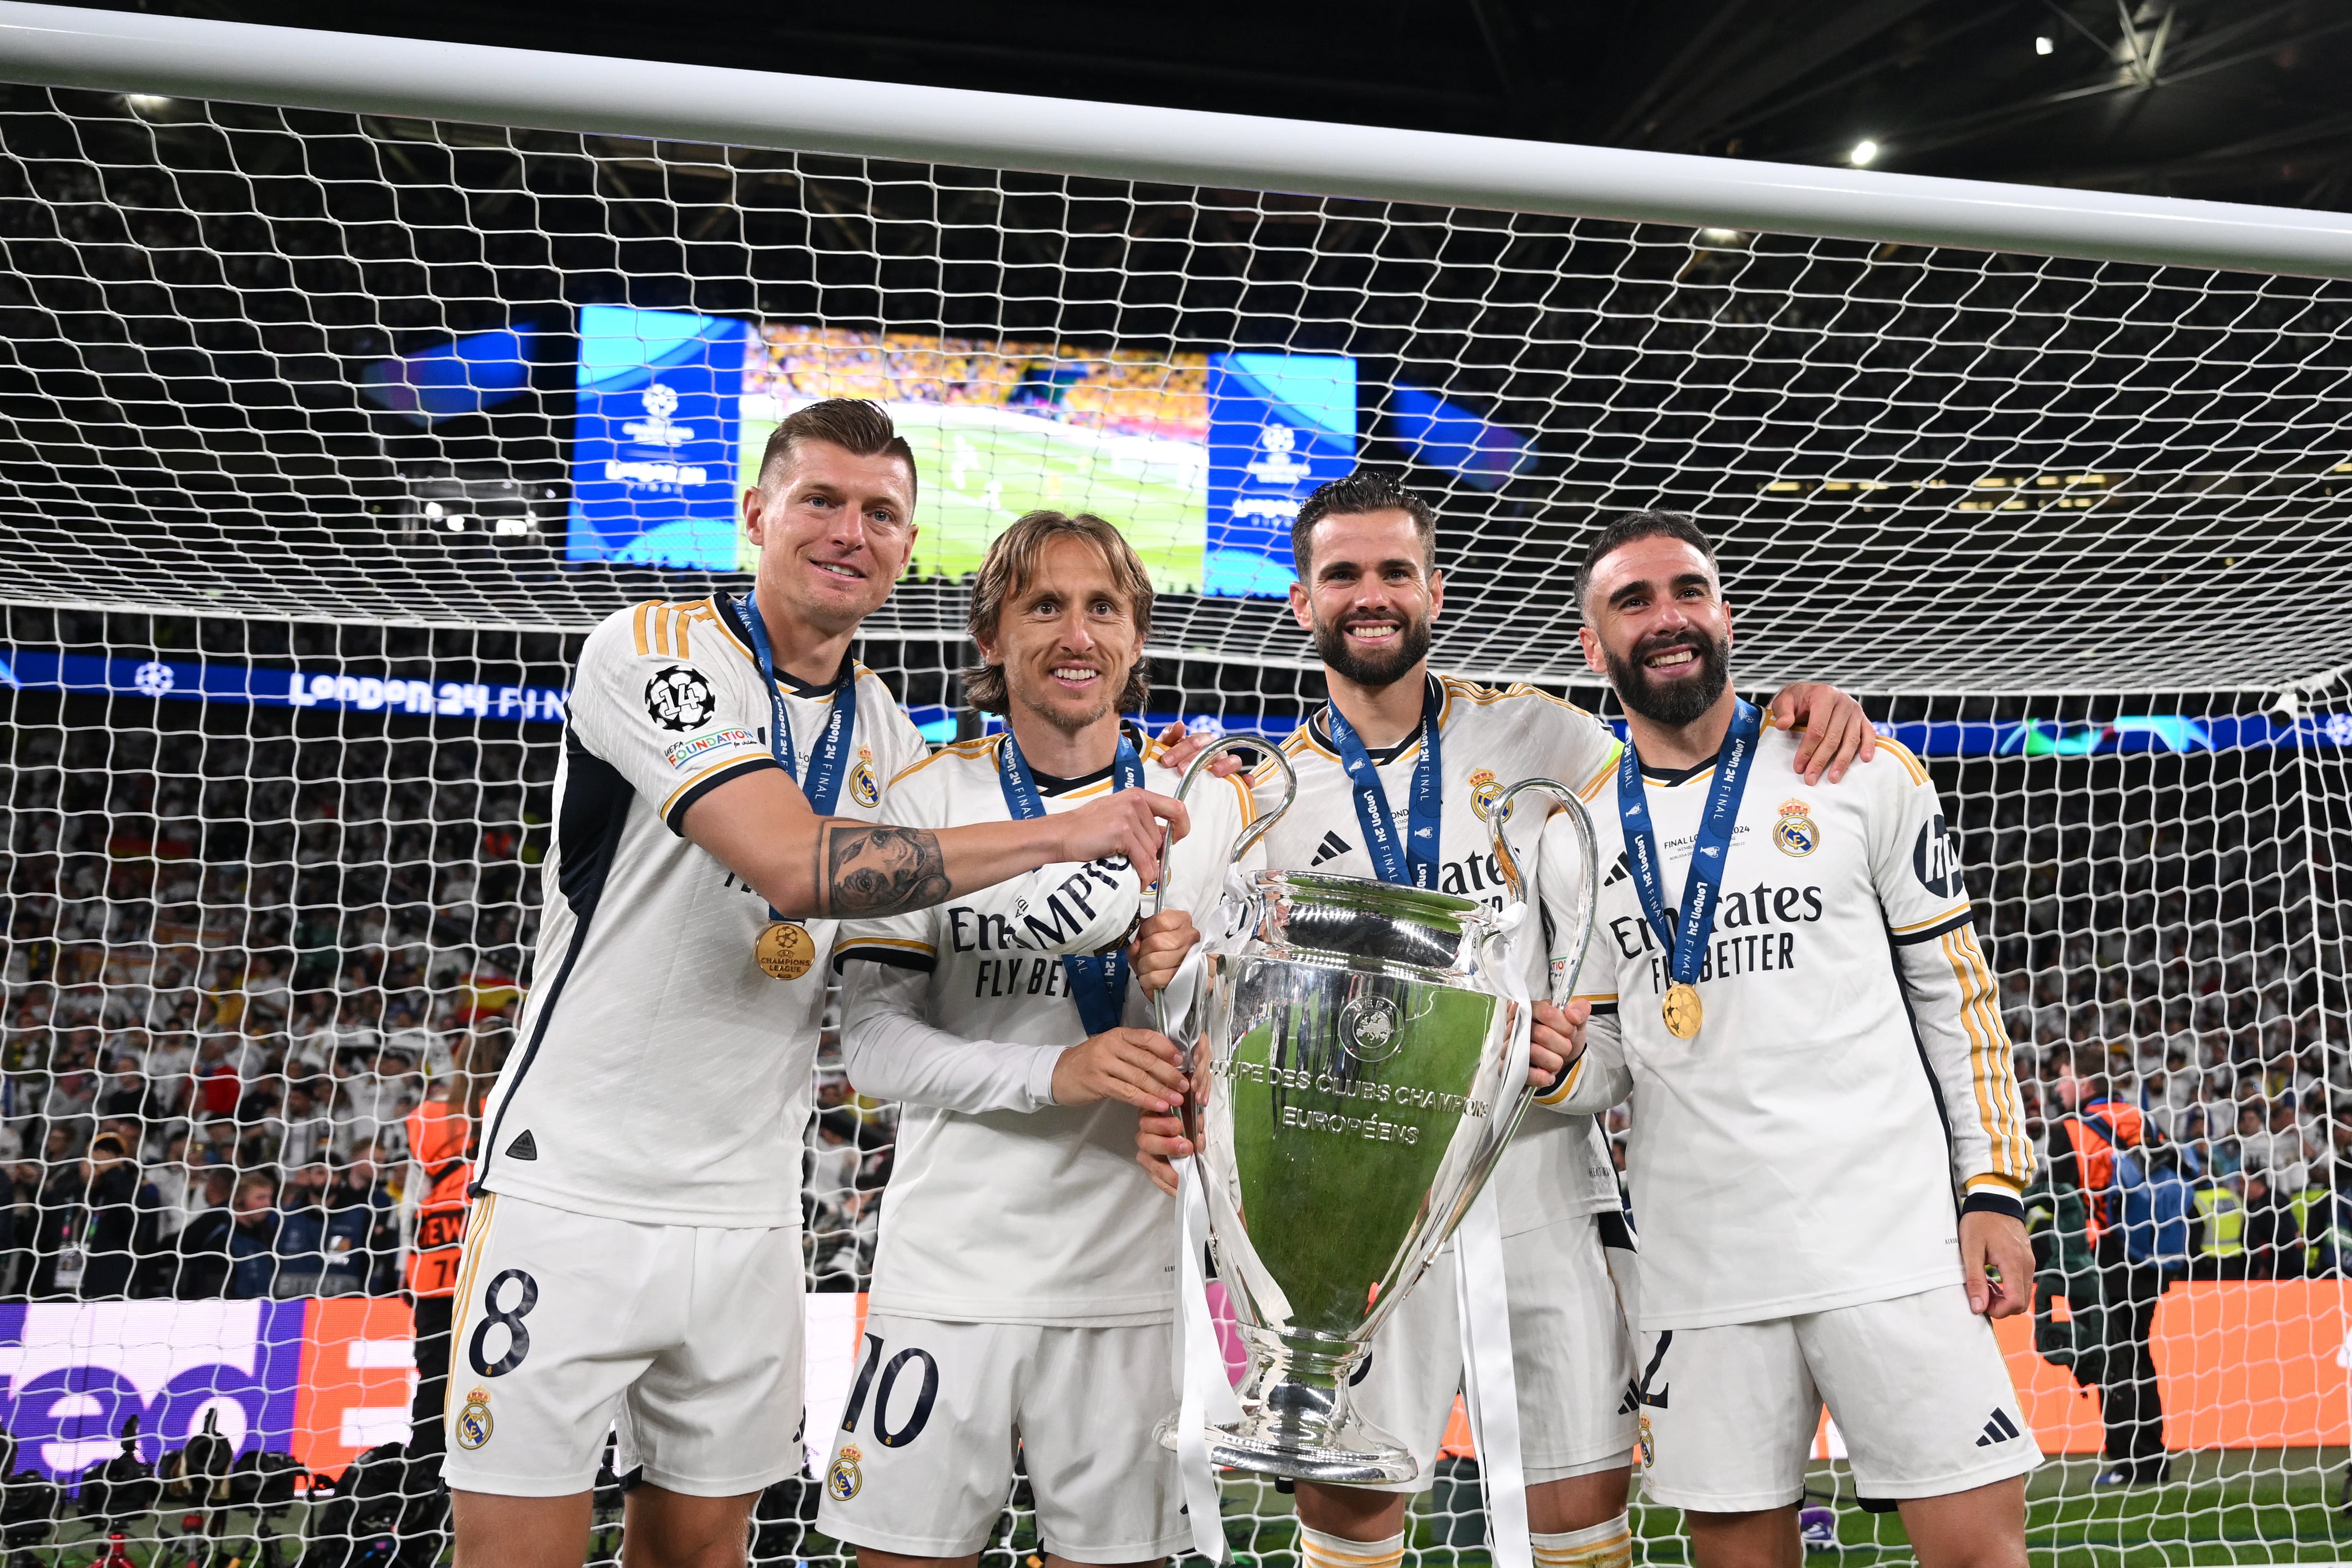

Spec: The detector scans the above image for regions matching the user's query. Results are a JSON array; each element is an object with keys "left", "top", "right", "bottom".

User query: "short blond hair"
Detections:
[{"left": 964, "top": 510, "right": 1153, "bottom": 717}]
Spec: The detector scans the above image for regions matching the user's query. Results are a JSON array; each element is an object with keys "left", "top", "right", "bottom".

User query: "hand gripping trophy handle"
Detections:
[
  {"left": 1148, "top": 733, "right": 1297, "bottom": 1123},
  {"left": 1484, "top": 776, "right": 1604, "bottom": 1055}
]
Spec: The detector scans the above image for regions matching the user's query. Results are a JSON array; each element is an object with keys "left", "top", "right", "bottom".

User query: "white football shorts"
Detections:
[
  {"left": 1634, "top": 1284, "right": 2040, "bottom": 1511},
  {"left": 1348, "top": 1212, "right": 1640, "bottom": 1494},
  {"left": 440, "top": 1192, "right": 806, "bottom": 1499},
  {"left": 814, "top": 1313, "right": 1186, "bottom": 1562}
]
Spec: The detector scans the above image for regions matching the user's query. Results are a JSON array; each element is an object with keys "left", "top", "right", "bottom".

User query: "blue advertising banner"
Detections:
[
  {"left": 568, "top": 305, "right": 753, "bottom": 570},
  {"left": 1204, "top": 352, "right": 1356, "bottom": 597}
]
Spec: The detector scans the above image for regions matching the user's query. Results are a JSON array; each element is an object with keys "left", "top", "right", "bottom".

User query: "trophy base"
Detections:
[
  {"left": 1203, "top": 1418, "right": 1418, "bottom": 1485},
  {"left": 1158, "top": 1388, "right": 1418, "bottom": 1484}
]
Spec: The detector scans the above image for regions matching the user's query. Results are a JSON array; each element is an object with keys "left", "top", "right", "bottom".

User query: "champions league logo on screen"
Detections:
[
  {"left": 1204, "top": 352, "right": 1358, "bottom": 597},
  {"left": 569, "top": 305, "right": 753, "bottom": 571}
]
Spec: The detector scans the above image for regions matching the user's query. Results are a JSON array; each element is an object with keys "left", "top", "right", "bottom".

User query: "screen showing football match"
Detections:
[{"left": 566, "top": 306, "right": 1359, "bottom": 596}]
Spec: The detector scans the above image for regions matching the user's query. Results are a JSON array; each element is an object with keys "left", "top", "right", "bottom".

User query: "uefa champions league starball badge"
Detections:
[{"left": 756, "top": 921, "right": 816, "bottom": 981}]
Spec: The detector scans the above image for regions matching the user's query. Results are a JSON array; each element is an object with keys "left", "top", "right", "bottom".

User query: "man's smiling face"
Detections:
[
  {"left": 744, "top": 438, "right": 917, "bottom": 639},
  {"left": 1289, "top": 506, "right": 1441, "bottom": 690},
  {"left": 1579, "top": 534, "right": 1733, "bottom": 727}
]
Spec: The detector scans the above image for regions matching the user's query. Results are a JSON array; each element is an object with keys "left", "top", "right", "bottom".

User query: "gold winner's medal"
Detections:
[
  {"left": 1661, "top": 981, "right": 1702, "bottom": 1039},
  {"left": 756, "top": 921, "right": 816, "bottom": 981}
]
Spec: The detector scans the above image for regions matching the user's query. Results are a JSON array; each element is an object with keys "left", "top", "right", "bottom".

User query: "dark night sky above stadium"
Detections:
[{"left": 56, "top": 0, "right": 2352, "bottom": 211}]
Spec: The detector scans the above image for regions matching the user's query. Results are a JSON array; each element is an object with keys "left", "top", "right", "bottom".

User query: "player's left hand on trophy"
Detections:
[
  {"left": 1959, "top": 1208, "right": 2034, "bottom": 1320},
  {"left": 1129, "top": 908, "right": 1199, "bottom": 996},
  {"left": 1152, "top": 721, "right": 1249, "bottom": 778},
  {"left": 1052, "top": 1026, "right": 1188, "bottom": 1114},
  {"left": 1529, "top": 998, "right": 1590, "bottom": 1090},
  {"left": 1765, "top": 681, "right": 1878, "bottom": 786}
]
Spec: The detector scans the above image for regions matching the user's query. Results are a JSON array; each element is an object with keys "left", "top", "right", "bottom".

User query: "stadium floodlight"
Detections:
[
  {"left": 1848, "top": 138, "right": 1879, "bottom": 167},
  {"left": 0, "top": 8, "right": 2343, "bottom": 1567},
  {"left": 2037, "top": 34, "right": 2056, "bottom": 54}
]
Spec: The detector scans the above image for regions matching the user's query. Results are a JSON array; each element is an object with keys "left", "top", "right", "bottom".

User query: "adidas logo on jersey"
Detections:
[
  {"left": 505, "top": 1130, "right": 538, "bottom": 1161},
  {"left": 1310, "top": 830, "right": 1352, "bottom": 866},
  {"left": 1974, "top": 1407, "right": 2022, "bottom": 1446},
  {"left": 1601, "top": 850, "right": 1631, "bottom": 888}
]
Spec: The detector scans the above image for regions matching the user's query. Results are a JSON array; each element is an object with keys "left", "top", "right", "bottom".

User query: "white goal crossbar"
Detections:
[{"left": 1, "top": 1, "right": 2350, "bottom": 280}]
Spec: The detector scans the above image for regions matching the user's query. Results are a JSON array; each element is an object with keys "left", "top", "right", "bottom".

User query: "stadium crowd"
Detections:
[{"left": 0, "top": 681, "right": 2339, "bottom": 1303}]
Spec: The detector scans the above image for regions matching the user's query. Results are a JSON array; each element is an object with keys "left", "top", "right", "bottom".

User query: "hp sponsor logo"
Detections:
[{"left": 1912, "top": 814, "right": 1964, "bottom": 898}]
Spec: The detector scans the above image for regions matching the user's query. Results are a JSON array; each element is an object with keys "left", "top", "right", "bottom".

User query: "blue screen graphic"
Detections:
[
  {"left": 569, "top": 305, "right": 753, "bottom": 570},
  {"left": 1204, "top": 352, "right": 1356, "bottom": 596},
  {"left": 360, "top": 326, "right": 540, "bottom": 426}
]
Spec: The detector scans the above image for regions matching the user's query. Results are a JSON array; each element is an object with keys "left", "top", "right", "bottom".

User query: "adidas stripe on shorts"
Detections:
[{"left": 1632, "top": 1284, "right": 2039, "bottom": 1511}]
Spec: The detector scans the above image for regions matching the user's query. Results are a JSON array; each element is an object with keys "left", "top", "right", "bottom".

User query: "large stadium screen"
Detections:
[{"left": 567, "top": 313, "right": 1354, "bottom": 594}]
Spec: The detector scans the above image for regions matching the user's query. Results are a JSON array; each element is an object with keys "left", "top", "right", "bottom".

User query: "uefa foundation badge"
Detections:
[
  {"left": 828, "top": 1444, "right": 864, "bottom": 1501},
  {"left": 456, "top": 1386, "right": 494, "bottom": 1450}
]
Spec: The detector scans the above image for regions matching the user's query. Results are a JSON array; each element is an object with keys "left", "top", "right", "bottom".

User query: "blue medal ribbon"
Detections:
[
  {"left": 1616, "top": 700, "right": 1763, "bottom": 1009},
  {"left": 740, "top": 592, "right": 860, "bottom": 922},
  {"left": 1325, "top": 676, "right": 1445, "bottom": 889},
  {"left": 997, "top": 731, "right": 1143, "bottom": 1037}
]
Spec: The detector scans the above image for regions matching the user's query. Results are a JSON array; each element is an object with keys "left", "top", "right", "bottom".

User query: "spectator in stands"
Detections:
[
  {"left": 0, "top": 1159, "right": 38, "bottom": 1299},
  {"left": 330, "top": 1139, "right": 400, "bottom": 1294},
  {"left": 167, "top": 1167, "right": 239, "bottom": 1298},
  {"left": 2238, "top": 1169, "right": 2305, "bottom": 1280},
  {"left": 2240, "top": 1097, "right": 2312, "bottom": 1197},
  {"left": 276, "top": 1077, "right": 334, "bottom": 1169},
  {"left": 218, "top": 1170, "right": 282, "bottom": 1299}
]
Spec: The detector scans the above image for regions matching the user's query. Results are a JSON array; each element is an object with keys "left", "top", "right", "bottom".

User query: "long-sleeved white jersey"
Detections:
[
  {"left": 1254, "top": 676, "right": 1623, "bottom": 1234},
  {"left": 1541, "top": 728, "right": 2033, "bottom": 1330},
  {"left": 833, "top": 730, "right": 1261, "bottom": 1328}
]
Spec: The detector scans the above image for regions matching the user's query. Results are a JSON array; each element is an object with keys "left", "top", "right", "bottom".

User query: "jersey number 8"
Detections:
[{"left": 467, "top": 1268, "right": 540, "bottom": 1378}]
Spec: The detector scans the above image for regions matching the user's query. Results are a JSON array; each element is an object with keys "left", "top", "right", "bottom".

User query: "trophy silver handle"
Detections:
[
  {"left": 1486, "top": 777, "right": 1601, "bottom": 1009},
  {"left": 1148, "top": 732, "right": 1297, "bottom": 922}
]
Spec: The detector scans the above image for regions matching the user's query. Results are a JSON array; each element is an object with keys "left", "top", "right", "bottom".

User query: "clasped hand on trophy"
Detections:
[{"left": 1046, "top": 907, "right": 1200, "bottom": 1118}]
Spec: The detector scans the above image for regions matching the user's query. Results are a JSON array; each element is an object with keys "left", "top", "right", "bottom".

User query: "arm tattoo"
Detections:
[{"left": 816, "top": 822, "right": 951, "bottom": 919}]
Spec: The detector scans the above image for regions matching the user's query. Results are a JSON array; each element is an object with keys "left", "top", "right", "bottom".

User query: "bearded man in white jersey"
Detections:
[
  {"left": 1542, "top": 509, "right": 2037, "bottom": 1568},
  {"left": 814, "top": 509, "right": 1259, "bottom": 1568},
  {"left": 1137, "top": 470, "right": 1876, "bottom": 1568},
  {"left": 446, "top": 405, "right": 1188, "bottom": 1568}
]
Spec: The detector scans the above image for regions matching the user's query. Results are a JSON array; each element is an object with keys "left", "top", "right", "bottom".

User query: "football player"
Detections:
[
  {"left": 1541, "top": 509, "right": 2036, "bottom": 1568},
  {"left": 446, "top": 404, "right": 1187, "bottom": 1568},
  {"left": 815, "top": 509, "right": 1258, "bottom": 1568},
  {"left": 1139, "top": 470, "right": 1876, "bottom": 1568}
]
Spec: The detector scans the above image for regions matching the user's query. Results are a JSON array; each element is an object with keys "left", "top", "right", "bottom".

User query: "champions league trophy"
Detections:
[{"left": 1159, "top": 740, "right": 1600, "bottom": 1483}]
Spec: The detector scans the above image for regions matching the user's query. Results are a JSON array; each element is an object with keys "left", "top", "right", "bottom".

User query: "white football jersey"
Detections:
[
  {"left": 835, "top": 732, "right": 1262, "bottom": 1327},
  {"left": 1252, "top": 676, "right": 1622, "bottom": 1235},
  {"left": 478, "top": 594, "right": 928, "bottom": 1228},
  {"left": 1544, "top": 727, "right": 2034, "bottom": 1329}
]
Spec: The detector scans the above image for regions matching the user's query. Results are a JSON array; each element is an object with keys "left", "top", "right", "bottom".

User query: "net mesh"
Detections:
[{"left": 0, "top": 79, "right": 2345, "bottom": 1567}]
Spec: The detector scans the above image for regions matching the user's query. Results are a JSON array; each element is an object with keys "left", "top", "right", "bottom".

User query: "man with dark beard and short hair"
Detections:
[
  {"left": 1140, "top": 472, "right": 1877, "bottom": 1568},
  {"left": 1539, "top": 509, "right": 2037, "bottom": 1568}
]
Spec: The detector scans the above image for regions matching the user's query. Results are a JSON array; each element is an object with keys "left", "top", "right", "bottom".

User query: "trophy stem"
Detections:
[{"left": 1204, "top": 1325, "right": 1418, "bottom": 1484}]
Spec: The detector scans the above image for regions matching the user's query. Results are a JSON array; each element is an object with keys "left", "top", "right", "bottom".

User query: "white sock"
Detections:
[
  {"left": 1297, "top": 1525, "right": 1406, "bottom": 1568},
  {"left": 1531, "top": 1512, "right": 1632, "bottom": 1568}
]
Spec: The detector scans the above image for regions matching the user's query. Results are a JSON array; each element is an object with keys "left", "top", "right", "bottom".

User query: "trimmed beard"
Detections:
[
  {"left": 1314, "top": 608, "right": 1433, "bottom": 690},
  {"left": 1607, "top": 629, "right": 1731, "bottom": 727}
]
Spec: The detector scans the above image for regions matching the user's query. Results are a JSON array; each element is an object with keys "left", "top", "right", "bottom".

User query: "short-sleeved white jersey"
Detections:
[
  {"left": 835, "top": 732, "right": 1260, "bottom": 1326},
  {"left": 477, "top": 594, "right": 928, "bottom": 1228},
  {"left": 1252, "top": 676, "right": 1622, "bottom": 1235},
  {"left": 1543, "top": 728, "right": 2033, "bottom": 1329}
]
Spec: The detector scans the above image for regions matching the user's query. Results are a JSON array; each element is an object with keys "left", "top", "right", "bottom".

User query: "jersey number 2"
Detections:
[
  {"left": 468, "top": 1268, "right": 540, "bottom": 1378},
  {"left": 840, "top": 1332, "right": 938, "bottom": 1448}
]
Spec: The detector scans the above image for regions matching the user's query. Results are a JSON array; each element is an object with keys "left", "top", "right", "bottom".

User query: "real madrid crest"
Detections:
[
  {"left": 456, "top": 1386, "right": 494, "bottom": 1451},
  {"left": 1468, "top": 767, "right": 1502, "bottom": 822},
  {"left": 827, "top": 1443, "right": 864, "bottom": 1501},
  {"left": 1773, "top": 798, "right": 1818, "bottom": 858},
  {"left": 848, "top": 745, "right": 881, "bottom": 810}
]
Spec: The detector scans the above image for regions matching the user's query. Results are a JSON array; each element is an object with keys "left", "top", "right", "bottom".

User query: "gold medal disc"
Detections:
[
  {"left": 756, "top": 921, "right": 816, "bottom": 981},
  {"left": 1661, "top": 982, "right": 1702, "bottom": 1039}
]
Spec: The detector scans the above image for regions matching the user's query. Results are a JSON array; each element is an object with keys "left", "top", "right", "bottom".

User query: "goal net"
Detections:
[{"left": 0, "top": 59, "right": 2347, "bottom": 1568}]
